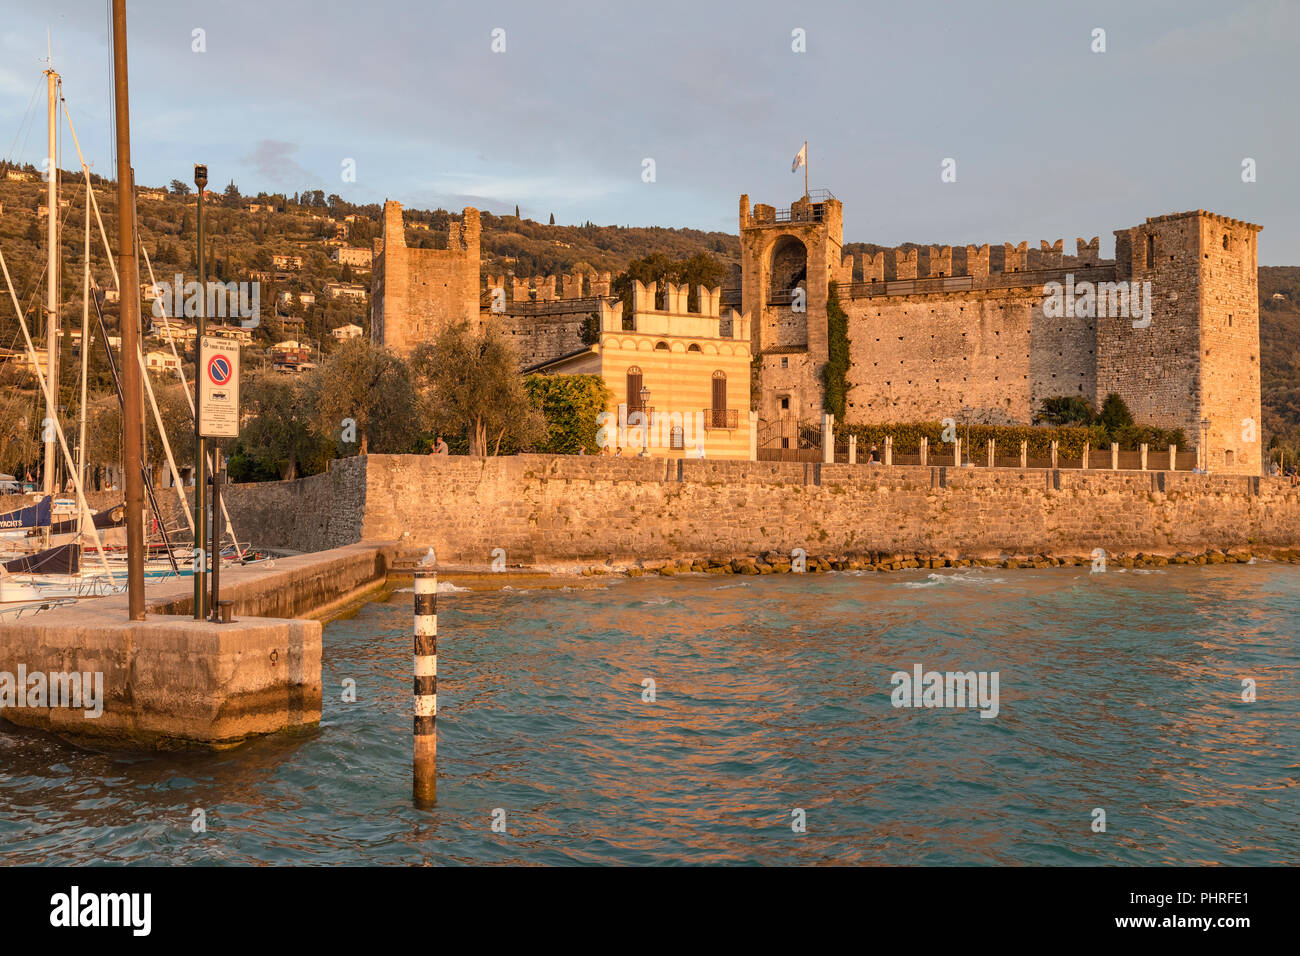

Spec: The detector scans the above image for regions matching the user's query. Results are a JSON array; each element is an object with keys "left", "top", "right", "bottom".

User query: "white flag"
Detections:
[{"left": 791, "top": 143, "right": 807, "bottom": 173}]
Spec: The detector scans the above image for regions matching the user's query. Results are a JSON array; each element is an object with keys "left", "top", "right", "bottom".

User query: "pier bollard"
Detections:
[{"left": 413, "top": 555, "right": 438, "bottom": 808}]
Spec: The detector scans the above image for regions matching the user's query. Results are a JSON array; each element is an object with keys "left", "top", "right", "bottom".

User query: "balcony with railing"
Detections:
[{"left": 704, "top": 408, "right": 739, "bottom": 430}]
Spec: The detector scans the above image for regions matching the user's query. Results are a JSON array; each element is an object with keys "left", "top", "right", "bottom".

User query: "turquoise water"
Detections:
[{"left": 2, "top": 564, "right": 1297, "bottom": 865}]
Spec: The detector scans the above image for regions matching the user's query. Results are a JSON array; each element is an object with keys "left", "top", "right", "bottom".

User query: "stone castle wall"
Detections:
[{"left": 842, "top": 284, "right": 1098, "bottom": 424}]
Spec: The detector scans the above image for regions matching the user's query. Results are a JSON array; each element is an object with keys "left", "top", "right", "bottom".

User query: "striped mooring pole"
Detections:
[{"left": 413, "top": 553, "right": 438, "bottom": 808}]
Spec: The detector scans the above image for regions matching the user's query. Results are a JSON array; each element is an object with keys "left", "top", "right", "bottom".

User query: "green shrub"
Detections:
[{"left": 523, "top": 374, "right": 611, "bottom": 454}]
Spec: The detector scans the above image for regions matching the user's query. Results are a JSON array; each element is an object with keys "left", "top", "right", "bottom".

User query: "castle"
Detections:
[{"left": 372, "top": 191, "right": 1262, "bottom": 473}]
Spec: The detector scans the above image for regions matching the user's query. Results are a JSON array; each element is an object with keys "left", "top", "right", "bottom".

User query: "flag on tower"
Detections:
[{"left": 791, "top": 142, "right": 807, "bottom": 173}]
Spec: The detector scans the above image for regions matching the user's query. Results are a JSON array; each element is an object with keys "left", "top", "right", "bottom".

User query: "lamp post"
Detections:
[
  {"left": 1200, "top": 417, "right": 1211, "bottom": 472},
  {"left": 639, "top": 386, "right": 650, "bottom": 455},
  {"left": 193, "top": 163, "right": 208, "bottom": 620}
]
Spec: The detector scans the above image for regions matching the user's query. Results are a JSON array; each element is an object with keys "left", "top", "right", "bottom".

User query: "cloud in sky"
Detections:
[
  {"left": 237, "top": 140, "right": 317, "bottom": 190},
  {"left": 2, "top": 0, "right": 1296, "bottom": 262}
]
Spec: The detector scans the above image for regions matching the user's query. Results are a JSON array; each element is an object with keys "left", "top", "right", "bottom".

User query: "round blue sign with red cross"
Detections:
[{"left": 207, "top": 354, "right": 233, "bottom": 386}]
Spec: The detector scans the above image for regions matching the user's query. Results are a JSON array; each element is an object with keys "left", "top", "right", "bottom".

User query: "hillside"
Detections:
[
  {"left": 0, "top": 168, "right": 738, "bottom": 367},
  {"left": 0, "top": 166, "right": 1295, "bottom": 450}
]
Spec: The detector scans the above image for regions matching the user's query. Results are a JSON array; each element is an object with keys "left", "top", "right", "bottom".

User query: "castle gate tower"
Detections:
[{"left": 739, "top": 191, "right": 843, "bottom": 433}]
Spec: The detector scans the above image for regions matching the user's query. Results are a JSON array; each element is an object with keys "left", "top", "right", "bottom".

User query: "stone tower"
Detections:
[
  {"left": 1105, "top": 210, "right": 1262, "bottom": 473},
  {"left": 372, "top": 200, "right": 481, "bottom": 351},
  {"left": 739, "top": 192, "right": 843, "bottom": 424}
]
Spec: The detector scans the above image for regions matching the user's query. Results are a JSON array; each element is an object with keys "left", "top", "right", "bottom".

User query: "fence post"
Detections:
[
  {"left": 884, "top": 435, "right": 893, "bottom": 466},
  {"left": 1019, "top": 440, "right": 1027, "bottom": 469},
  {"left": 1083, "top": 442, "right": 1090, "bottom": 470},
  {"left": 413, "top": 551, "right": 438, "bottom": 808},
  {"left": 822, "top": 413, "right": 834, "bottom": 464},
  {"left": 920, "top": 437, "right": 928, "bottom": 466},
  {"left": 987, "top": 438, "right": 995, "bottom": 468},
  {"left": 954, "top": 437, "right": 962, "bottom": 467},
  {"left": 1140, "top": 443, "right": 1149, "bottom": 471},
  {"left": 1111, "top": 442, "right": 1119, "bottom": 470},
  {"left": 1169, "top": 444, "right": 1177, "bottom": 471},
  {"left": 848, "top": 434, "right": 857, "bottom": 464},
  {"left": 1050, "top": 440, "right": 1059, "bottom": 469}
]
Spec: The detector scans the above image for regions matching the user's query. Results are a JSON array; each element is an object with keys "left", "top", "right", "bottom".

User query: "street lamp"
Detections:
[
  {"left": 638, "top": 386, "right": 650, "bottom": 455},
  {"left": 1200, "top": 417, "right": 1211, "bottom": 472},
  {"left": 193, "top": 162, "right": 208, "bottom": 620}
]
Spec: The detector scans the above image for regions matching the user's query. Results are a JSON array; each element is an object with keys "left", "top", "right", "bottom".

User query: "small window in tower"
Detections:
[
  {"left": 1145, "top": 234, "right": 1155, "bottom": 268},
  {"left": 781, "top": 357, "right": 788, "bottom": 368},
  {"left": 1223, "top": 234, "right": 1229, "bottom": 250}
]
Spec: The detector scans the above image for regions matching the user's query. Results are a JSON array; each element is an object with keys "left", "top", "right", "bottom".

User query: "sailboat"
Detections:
[{"left": 0, "top": 46, "right": 259, "bottom": 611}]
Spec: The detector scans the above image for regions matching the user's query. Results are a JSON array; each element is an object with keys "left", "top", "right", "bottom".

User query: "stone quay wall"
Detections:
[
  {"left": 9, "top": 455, "right": 1300, "bottom": 567},
  {"left": 354, "top": 454, "right": 1300, "bottom": 566}
]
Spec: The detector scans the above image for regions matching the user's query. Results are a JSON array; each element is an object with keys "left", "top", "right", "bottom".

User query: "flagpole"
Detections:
[{"left": 804, "top": 141, "right": 809, "bottom": 199}]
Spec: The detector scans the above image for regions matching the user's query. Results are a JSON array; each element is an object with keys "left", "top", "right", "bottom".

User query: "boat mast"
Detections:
[
  {"left": 111, "top": 0, "right": 146, "bottom": 619},
  {"left": 43, "top": 64, "right": 59, "bottom": 498},
  {"left": 77, "top": 177, "right": 90, "bottom": 496}
]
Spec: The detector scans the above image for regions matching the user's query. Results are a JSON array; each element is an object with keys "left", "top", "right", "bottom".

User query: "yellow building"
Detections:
[{"left": 534, "top": 281, "right": 754, "bottom": 459}]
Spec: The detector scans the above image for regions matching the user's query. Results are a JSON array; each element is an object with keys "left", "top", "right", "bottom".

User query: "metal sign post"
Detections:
[{"left": 198, "top": 335, "right": 239, "bottom": 620}]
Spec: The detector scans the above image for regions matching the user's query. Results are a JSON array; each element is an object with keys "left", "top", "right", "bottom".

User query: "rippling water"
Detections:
[{"left": 2, "top": 564, "right": 1298, "bottom": 865}]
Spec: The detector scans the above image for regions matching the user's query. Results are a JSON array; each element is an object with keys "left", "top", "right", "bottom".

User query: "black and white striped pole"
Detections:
[{"left": 413, "top": 547, "right": 438, "bottom": 808}]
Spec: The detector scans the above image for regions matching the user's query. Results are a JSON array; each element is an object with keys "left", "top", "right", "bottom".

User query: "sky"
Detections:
[{"left": 3, "top": 0, "right": 1297, "bottom": 263}]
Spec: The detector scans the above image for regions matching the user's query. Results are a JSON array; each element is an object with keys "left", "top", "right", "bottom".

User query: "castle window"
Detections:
[
  {"left": 626, "top": 367, "right": 643, "bottom": 411},
  {"left": 1223, "top": 234, "right": 1230, "bottom": 251},
  {"left": 654, "top": 341, "right": 669, "bottom": 351},
  {"left": 711, "top": 371, "right": 728, "bottom": 425},
  {"left": 1145, "top": 234, "right": 1155, "bottom": 268},
  {"left": 780, "top": 396, "right": 790, "bottom": 410},
  {"left": 688, "top": 343, "right": 702, "bottom": 352},
  {"left": 781, "top": 357, "right": 788, "bottom": 368}
]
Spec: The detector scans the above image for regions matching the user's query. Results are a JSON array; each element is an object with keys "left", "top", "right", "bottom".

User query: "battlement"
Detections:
[
  {"left": 484, "top": 270, "right": 613, "bottom": 304},
  {"left": 601, "top": 281, "right": 750, "bottom": 341},
  {"left": 740, "top": 190, "right": 841, "bottom": 228},
  {"left": 1144, "top": 210, "right": 1262, "bottom": 232},
  {"left": 843, "top": 236, "right": 1111, "bottom": 294}
]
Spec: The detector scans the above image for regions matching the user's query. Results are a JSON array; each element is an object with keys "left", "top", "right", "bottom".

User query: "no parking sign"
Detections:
[{"left": 198, "top": 335, "right": 240, "bottom": 438}]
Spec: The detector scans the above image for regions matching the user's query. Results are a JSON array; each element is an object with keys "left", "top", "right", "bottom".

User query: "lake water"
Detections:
[{"left": 2, "top": 564, "right": 1297, "bottom": 865}]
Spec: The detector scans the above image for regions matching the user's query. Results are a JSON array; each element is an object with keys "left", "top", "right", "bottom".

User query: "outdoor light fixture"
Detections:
[{"left": 194, "top": 163, "right": 207, "bottom": 190}]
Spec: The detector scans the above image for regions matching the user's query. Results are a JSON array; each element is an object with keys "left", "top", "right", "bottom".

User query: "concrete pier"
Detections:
[{"left": 0, "top": 542, "right": 394, "bottom": 750}]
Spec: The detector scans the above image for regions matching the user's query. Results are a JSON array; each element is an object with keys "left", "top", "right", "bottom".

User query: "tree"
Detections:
[
  {"left": 1098, "top": 393, "right": 1134, "bottom": 435},
  {"left": 549, "top": 213, "right": 555, "bottom": 225},
  {"left": 1036, "top": 395, "right": 1095, "bottom": 427},
  {"left": 514, "top": 205, "right": 520, "bottom": 219},
  {"left": 232, "top": 371, "right": 330, "bottom": 479},
  {"left": 303, "top": 338, "right": 423, "bottom": 455},
  {"left": 411, "top": 322, "right": 545, "bottom": 456},
  {"left": 169, "top": 179, "right": 192, "bottom": 197},
  {"left": 524, "top": 374, "right": 610, "bottom": 454}
]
